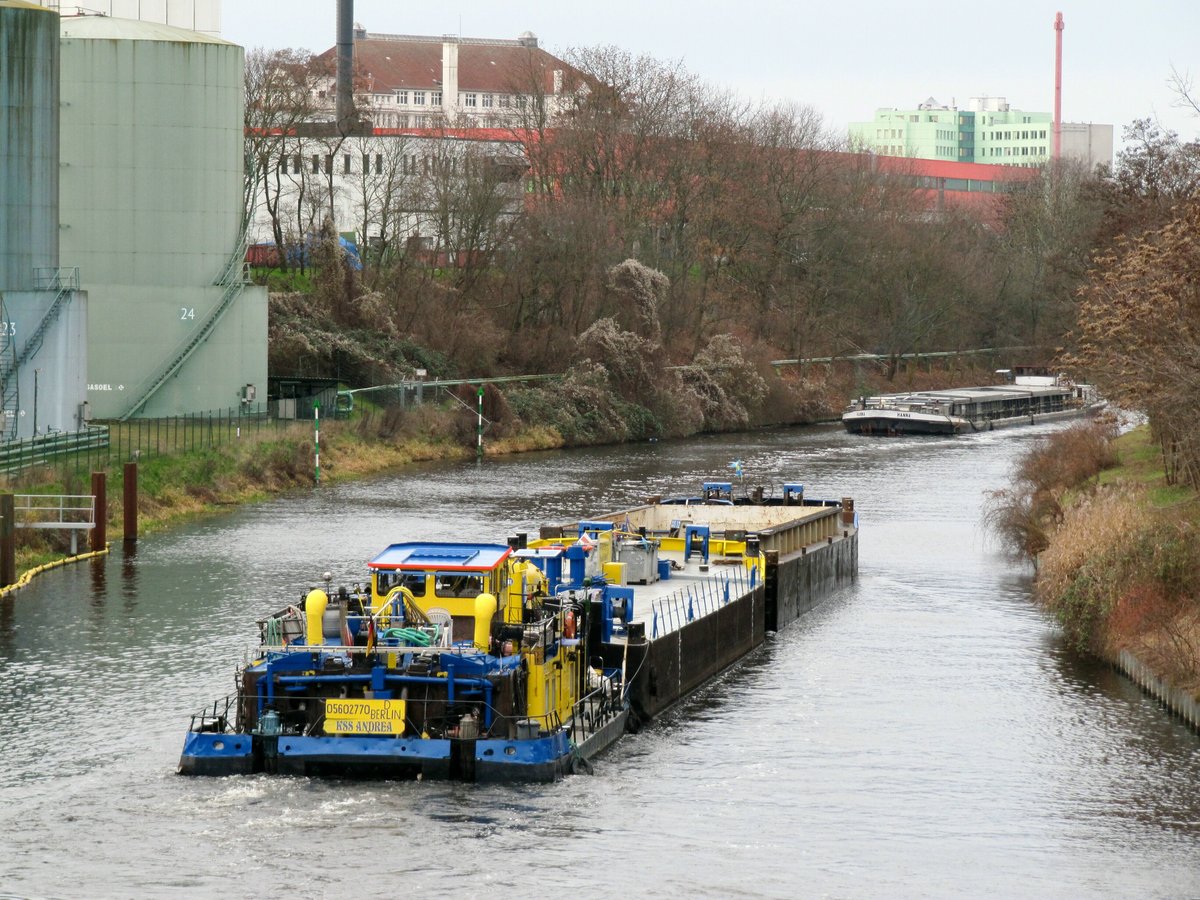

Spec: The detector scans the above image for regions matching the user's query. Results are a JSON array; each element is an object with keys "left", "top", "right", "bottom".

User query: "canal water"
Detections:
[{"left": 2, "top": 424, "right": 1199, "bottom": 897}]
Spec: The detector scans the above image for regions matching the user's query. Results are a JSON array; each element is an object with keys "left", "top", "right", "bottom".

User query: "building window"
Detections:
[
  {"left": 516, "top": 95, "right": 527, "bottom": 109},
  {"left": 397, "top": 90, "right": 408, "bottom": 105},
  {"left": 413, "top": 91, "right": 426, "bottom": 105},
  {"left": 343, "top": 154, "right": 351, "bottom": 174},
  {"left": 464, "top": 92, "right": 477, "bottom": 107},
  {"left": 432, "top": 91, "right": 442, "bottom": 105},
  {"left": 482, "top": 94, "right": 493, "bottom": 108},
  {"left": 324, "top": 155, "right": 333, "bottom": 174},
  {"left": 499, "top": 95, "right": 511, "bottom": 108},
  {"left": 311, "top": 154, "right": 320, "bottom": 174}
]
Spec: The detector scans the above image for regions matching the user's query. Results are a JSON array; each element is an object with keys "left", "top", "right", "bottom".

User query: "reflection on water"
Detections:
[{"left": 0, "top": 422, "right": 1198, "bottom": 896}]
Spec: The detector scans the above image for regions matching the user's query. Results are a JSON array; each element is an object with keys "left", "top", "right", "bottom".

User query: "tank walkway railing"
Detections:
[
  {"left": 0, "top": 267, "right": 80, "bottom": 441},
  {"left": 119, "top": 233, "right": 250, "bottom": 421},
  {"left": 649, "top": 564, "right": 758, "bottom": 639},
  {"left": 0, "top": 295, "right": 15, "bottom": 443}
]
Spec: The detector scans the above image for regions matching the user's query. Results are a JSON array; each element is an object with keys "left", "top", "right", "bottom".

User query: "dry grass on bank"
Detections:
[
  {"left": 1021, "top": 425, "right": 1200, "bottom": 694},
  {"left": 984, "top": 420, "right": 1119, "bottom": 558}
]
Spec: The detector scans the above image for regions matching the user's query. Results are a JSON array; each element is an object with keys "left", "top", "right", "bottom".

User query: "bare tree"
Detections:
[{"left": 244, "top": 48, "right": 325, "bottom": 267}]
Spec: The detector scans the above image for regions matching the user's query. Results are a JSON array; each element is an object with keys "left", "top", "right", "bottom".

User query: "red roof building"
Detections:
[{"left": 315, "top": 28, "right": 578, "bottom": 130}]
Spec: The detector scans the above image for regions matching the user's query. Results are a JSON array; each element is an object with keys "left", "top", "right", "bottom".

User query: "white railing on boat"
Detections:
[{"left": 649, "top": 564, "right": 758, "bottom": 639}]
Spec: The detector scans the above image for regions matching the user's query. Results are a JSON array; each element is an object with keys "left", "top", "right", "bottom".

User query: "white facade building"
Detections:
[
  {"left": 248, "top": 29, "right": 575, "bottom": 257},
  {"left": 322, "top": 29, "right": 575, "bottom": 129},
  {"left": 249, "top": 129, "right": 529, "bottom": 265},
  {"left": 29, "top": 0, "right": 220, "bottom": 35}
]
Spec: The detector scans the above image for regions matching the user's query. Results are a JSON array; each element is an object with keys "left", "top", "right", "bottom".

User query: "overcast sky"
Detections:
[{"left": 221, "top": 1, "right": 1200, "bottom": 147}]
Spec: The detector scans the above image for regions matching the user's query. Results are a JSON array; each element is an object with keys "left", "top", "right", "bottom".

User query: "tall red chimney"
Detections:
[{"left": 1053, "top": 12, "right": 1064, "bottom": 161}]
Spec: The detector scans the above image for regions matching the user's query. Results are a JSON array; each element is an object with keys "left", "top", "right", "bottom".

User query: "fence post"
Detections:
[
  {"left": 123, "top": 461, "right": 138, "bottom": 548},
  {"left": 91, "top": 471, "right": 107, "bottom": 552},
  {"left": 0, "top": 493, "right": 14, "bottom": 588}
]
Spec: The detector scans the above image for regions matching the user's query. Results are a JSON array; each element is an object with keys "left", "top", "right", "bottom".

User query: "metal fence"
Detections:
[{"left": 0, "top": 403, "right": 310, "bottom": 480}]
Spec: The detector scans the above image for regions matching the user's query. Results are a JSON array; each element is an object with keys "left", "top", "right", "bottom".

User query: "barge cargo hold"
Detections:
[
  {"left": 843, "top": 370, "right": 1100, "bottom": 436},
  {"left": 179, "top": 482, "right": 857, "bottom": 781}
]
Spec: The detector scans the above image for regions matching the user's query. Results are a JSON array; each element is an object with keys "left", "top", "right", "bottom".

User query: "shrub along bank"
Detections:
[{"left": 989, "top": 423, "right": 1200, "bottom": 699}]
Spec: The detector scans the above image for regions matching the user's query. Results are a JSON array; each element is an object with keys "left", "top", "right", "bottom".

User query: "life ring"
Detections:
[{"left": 564, "top": 608, "right": 577, "bottom": 639}]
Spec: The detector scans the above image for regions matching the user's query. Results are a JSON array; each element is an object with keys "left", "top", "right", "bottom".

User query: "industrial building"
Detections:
[
  {"left": 848, "top": 13, "right": 1112, "bottom": 171},
  {"left": 849, "top": 97, "right": 1113, "bottom": 170},
  {"left": 1, "top": 1, "right": 266, "bottom": 430}
]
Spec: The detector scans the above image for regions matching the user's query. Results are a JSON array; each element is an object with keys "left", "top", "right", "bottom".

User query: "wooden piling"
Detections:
[
  {"left": 123, "top": 462, "right": 138, "bottom": 547},
  {"left": 91, "top": 471, "right": 106, "bottom": 552},
  {"left": 0, "top": 493, "right": 14, "bottom": 588}
]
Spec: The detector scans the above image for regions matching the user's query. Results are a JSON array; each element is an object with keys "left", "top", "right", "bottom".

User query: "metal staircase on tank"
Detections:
[
  {"left": 118, "top": 233, "right": 249, "bottom": 421},
  {"left": 0, "top": 293, "right": 16, "bottom": 441},
  {"left": 0, "top": 268, "right": 80, "bottom": 441}
]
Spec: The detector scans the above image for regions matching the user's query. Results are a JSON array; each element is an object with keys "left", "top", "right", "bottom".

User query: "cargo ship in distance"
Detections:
[
  {"left": 179, "top": 480, "right": 858, "bottom": 782},
  {"left": 842, "top": 367, "right": 1102, "bottom": 436}
]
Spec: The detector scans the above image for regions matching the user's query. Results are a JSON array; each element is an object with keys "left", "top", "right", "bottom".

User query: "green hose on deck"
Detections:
[{"left": 380, "top": 626, "right": 436, "bottom": 647}]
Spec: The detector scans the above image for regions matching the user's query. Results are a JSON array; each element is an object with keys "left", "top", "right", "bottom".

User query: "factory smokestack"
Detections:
[
  {"left": 336, "top": 0, "right": 356, "bottom": 134},
  {"left": 1053, "top": 11, "right": 1064, "bottom": 161}
]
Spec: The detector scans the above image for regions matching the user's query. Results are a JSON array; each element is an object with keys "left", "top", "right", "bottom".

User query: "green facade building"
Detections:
[{"left": 849, "top": 97, "right": 1108, "bottom": 169}]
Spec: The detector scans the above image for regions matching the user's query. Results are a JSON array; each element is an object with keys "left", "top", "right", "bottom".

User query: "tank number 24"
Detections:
[{"left": 181, "top": 308, "right": 195, "bottom": 320}]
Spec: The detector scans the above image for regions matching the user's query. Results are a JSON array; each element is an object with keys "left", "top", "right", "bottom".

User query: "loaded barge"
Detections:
[
  {"left": 180, "top": 481, "right": 857, "bottom": 781},
  {"left": 842, "top": 367, "right": 1100, "bottom": 436}
]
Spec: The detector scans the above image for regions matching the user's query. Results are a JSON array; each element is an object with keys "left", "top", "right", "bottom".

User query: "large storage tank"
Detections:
[
  {"left": 0, "top": 0, "right": 59, "bottom": 292},
  {"left": 59, "top": 16, "right": 266, "bottom": 418}
]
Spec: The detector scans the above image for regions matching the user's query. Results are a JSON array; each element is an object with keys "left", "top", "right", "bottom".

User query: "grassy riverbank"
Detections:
[{"left": 990, "top": 423, "right": 1200, "bottom": 698}]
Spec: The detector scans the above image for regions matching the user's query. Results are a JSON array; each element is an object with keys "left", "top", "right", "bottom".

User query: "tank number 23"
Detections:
[{"left": 181, "top": 308, "right": 195, "bottom": 320}]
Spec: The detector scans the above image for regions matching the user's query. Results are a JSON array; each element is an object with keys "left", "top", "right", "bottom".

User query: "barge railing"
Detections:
[
  {"left": 188, "top": 694, "right": 237, "bottom": 734},
  {"left": 649, "top": 564, "right": 758, "bottom": 639},
  {"left": 569, "top": 679, "right": 625, "bottom": 745}
]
